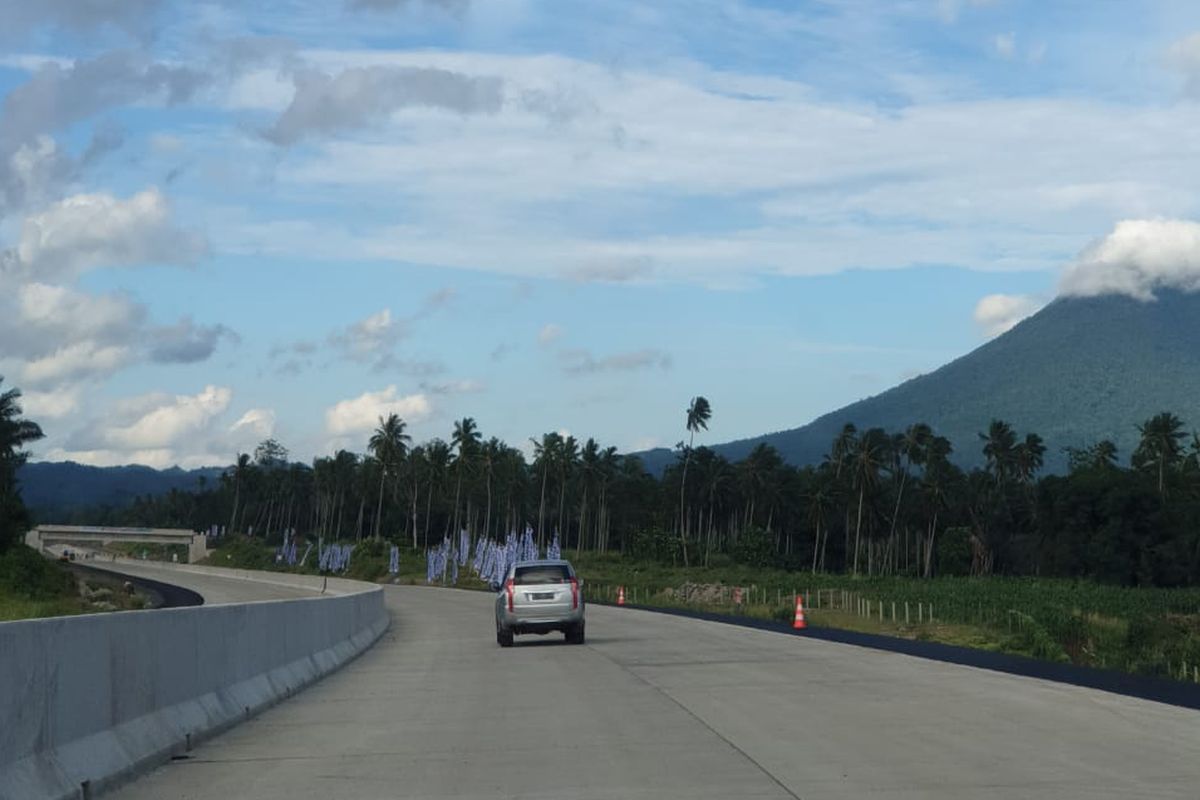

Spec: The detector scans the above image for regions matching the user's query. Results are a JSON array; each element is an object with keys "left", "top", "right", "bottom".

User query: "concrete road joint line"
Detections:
[{"left": 587, "top": 641, "right": 804, "bottom": 800}]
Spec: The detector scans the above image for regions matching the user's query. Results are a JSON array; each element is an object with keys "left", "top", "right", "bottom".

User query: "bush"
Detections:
[
  {"left": 627, "top": 528, "right": 680, "bottom": 564},
  {"left": 731, "top": 527, "right": 776, "bottom": 568},
  {"left": 0, "top": 545, "right": 74, "bottom": 600}
]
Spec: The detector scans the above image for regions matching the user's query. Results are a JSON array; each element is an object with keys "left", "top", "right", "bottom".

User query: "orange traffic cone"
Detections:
[
  {"left": 617, "top": 585, "right": 626, "bottom": 606},
  {"left": 792, "top": 595, "right": 807, "bottom": 630}
]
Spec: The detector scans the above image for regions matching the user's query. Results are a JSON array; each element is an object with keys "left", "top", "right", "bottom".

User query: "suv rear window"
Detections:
[{"left": 513, "top": 565, "right": 571, "bottom": 585}]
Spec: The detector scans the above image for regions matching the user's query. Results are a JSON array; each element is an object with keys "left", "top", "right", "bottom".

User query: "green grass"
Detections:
[
  {"left": 570, "top": 552, "right": 1200, "bottom": 682},
  {"left": 0, "top": 544, "right": 152, "bottom": 621}
]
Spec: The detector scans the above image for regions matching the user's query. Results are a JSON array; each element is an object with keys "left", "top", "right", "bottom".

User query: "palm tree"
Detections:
[
  {"left": 0, "top": 379, "right": 43, "bottom": 551},
  {"left": 481, "top": 437, "right": 503, "bottom": 540},
  {"left": 1013, "top": 433, "right": 1046, "bottom": 484},
  {"left": 1134, "top": 412, "right": 1186, "bottom": 497},
  {"left": 227, "top": 453, "right": 250, "bottom": 534},
  {"left": 806, "top": 470, "right": 836, "bottom": 573},
  {"left": 678, "top": 396, "right": 711, "bottom": 567},
  {"left": 557, "top": 435, "right": 579, "bottom": 544},
  {"left": 424, "top": 440, "right": 452, "bottom": 545},
  {"left": 850, "top": 428, "right": 889, "bottom": 575},
  {"left": 368, "top": 413, "right": 410, "bottom": 540},
  {"left": 888, "top": 423, "right": 931, "bottom": 549},
  {"left": 451, "top": 417, "right": 481, "bottom": 538},
  {"left": 980, "top": 420, "right": 1017, "bottom": 485},
  {"left": 530, "top": 433, "right": 561, "bottom": 545}
]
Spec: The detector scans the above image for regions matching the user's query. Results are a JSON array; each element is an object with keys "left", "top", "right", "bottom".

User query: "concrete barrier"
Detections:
[{"left": 0, "top": 570, "right": 389, "bottom": 800}]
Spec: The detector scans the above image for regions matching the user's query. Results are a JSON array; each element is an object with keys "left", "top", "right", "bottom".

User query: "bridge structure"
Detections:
[{"left": 25, "top": 524, "right": 209, "bottom": 563}]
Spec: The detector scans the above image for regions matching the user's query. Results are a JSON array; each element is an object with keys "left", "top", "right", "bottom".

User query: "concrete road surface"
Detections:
[
  {"left": 85, "top": 559, "right": 321, "bottom": 604},
  {"left": 112, "top": 586, "right": 1199, "bottom": 799}
]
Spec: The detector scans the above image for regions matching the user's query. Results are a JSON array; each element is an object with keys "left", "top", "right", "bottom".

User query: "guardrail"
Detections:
[{"left": 0, "top": 565, "right": 389, "bottom": 800}]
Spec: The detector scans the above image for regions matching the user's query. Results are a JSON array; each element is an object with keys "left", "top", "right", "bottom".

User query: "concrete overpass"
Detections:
[{"left": 25, "top": 524, "right": 208, "bottom": 563}]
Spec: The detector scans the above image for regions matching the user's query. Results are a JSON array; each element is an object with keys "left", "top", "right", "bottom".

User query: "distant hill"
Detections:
[
  {"left": 638, "top": 290, "right": 1200, "bottom": 474},
  {"left": 17, "top": 462, "right": 227, "bottom": 514}
]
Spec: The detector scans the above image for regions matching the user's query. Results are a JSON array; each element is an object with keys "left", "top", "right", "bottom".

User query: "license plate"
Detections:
[{"left": 530, "top": 592, "right": 554, "bottom": 600}]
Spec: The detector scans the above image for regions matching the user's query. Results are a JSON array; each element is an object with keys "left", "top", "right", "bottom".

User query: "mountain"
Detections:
[
  {"left": 17, "top": 462, "right": 228, "bottom": 514},
  {"left": 638, "top": 290, "right": 1200, "bottom": 474}
]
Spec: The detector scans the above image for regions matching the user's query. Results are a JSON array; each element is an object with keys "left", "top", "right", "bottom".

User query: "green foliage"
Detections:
[
  {"left": 731, "top": 527, "right": 775, "bottom": 568},
  {"left": 0, "top": 544, "right": 74, "bottom": 600},
  {"left": 627, "top": 528, "right": 680, "bottom": 564},
  {"left": 937, "top": 526, "right": 972, "bottom": 576}
]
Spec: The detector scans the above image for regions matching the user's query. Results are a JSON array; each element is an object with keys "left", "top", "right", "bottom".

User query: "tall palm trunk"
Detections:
[
  {"left": 374, "top": 468, "right": 386, "bottom": 540},
  {"left": 853, "top": 486, "right": 865, "bottom": 575},
  {"left": 452, "top": 467, "right": 463, "bottom": 536},
  {"left": 538, "top": 467, "right": 548, "bottom": 545},
  {"left": 484, "top": 470, "right": 492, "bottom": 542}
]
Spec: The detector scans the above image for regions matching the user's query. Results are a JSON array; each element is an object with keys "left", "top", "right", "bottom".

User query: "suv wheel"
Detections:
[
  {"left": 497, "top": 627, "right": 514, "bottom": 648},
  {"left": 566, "top": 622, "right": 585, "bottom": 645}
]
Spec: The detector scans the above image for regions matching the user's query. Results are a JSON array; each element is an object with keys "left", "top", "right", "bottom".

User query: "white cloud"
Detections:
[
  {"left": 230, "top": 408, "right": 276, "bottom": 441},
  {"left": 1058, "top": 219, "right": 1200, "bottom": 301},
  {"left": 325, "top": 386, "right": 432, "bottom": 436},
  {"left": 15, "top": 188, "right": 206, "bottom": 280},
  {"left": 217, "top": 49, "right": 1200, "bottom": 287},
  {"left": 46, "top": 385, "right": 240, "bottom": 468},
  {"left": 537, "top": 323, "right": 563, "bottom": 345},
  {"left": 973, "top": 293, "right": 1042, "bottom": 337},
  {"left": 20, "top": 341, "right": 132, "bottom": 388},
  {"left": 19, "top": 386, "right": 82, "bottom": 419},
  {"left": 97, "top": 385, "right": 232, "bottom": 450}
]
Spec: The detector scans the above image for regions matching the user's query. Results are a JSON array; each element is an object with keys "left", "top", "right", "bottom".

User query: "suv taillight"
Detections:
[
  {"left": 569, "top": 577, "right": 579, "bottom": 609},
  {"left": 505, "top": 578, "right": 514, "bottom": 611}
]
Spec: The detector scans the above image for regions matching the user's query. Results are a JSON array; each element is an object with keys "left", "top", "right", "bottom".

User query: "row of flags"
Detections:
[
  {"left": 427, "top": 526, "right": 562, "bottom": 586},
  {"left": 319, "top": 543, "right": 354, "bottom": 572}
]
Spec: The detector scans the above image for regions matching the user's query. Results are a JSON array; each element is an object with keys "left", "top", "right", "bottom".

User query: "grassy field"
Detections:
[
  {"left": 0, "top": 545, "right": 153, "bottom": 621},
  {"left": 203, "top": 536, "right": 1200, "bottom": 684}
]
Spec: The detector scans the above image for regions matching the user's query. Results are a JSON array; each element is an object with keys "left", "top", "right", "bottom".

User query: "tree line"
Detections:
[{"left": 7, "top": 381, "right": 1200, "bottom": 587}]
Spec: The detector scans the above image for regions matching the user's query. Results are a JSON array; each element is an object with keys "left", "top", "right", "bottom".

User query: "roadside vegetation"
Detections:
[{"left": 12, "top": 378, "right": 1200, "bottom": 679}]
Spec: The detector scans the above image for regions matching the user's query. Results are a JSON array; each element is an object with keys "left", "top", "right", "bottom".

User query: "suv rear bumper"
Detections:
[{"left": 498, "top": 607, "right": 584, "bottom": 634}]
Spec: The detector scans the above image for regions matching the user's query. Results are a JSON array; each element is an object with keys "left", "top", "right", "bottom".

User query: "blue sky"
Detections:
[{"left": 3, "top": 0, "right": 1200, "bottom": 467}]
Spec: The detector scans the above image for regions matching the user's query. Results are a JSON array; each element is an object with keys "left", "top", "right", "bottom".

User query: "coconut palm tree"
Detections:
[
  {"left": 450, "top": 417, "right": 481, "bottom": 538},
  {"left": 850, "top": 428, "right": 889, "bottom": 575},
  {"left": 368, "top": 413, "right": 410, "bottom": 540},
  {"left": 530, "top": 432, "right": 561, "bottom": 546},
  {"left": 678, "top": 396, "right": 711, "bottom": 567},
  {"left": 227, "top": 453, "right": 251, "bottom": 534},
  {"left": 480, "top": 437, "right": 504, "bottom": 540},
  {"left": 0, "top": 379, "right": 43, "bottom": 551},
  {"left": 980, "top": 419, "right": 1018, "bottom": 485},
  {"left": 557, "top": 435, "right": 579, "bottom": 544},
  {"left": 1134, "top": 412, "right": 1187, "bottom": 497}
]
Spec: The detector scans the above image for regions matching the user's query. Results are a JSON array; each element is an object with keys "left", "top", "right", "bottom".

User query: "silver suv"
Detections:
[{"left": 494, "top": 559, "right": 585, "bottom": 646}]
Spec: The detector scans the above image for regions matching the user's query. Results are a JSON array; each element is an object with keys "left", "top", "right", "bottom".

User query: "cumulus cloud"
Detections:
[
  {"left": 1058, "top": 219, "right": 1200, "bottom": 301},
  {"left": 21, "top": 341, "right": 132, "bottom": 388},
  {"left": 560, "top": 348, "right": 672, "bottom": 375},
  {"left": 15, "top": 188, "right": 206, "bottom": 280},
  {"left": 230, "top": 408, "right": 276, "bottom": 441},
  {"left": 266, "top": 66, "right": 504, "bottom": 144},
  {"left": 973, "top": 293, "right": 1042, "bottom": 338},
  {"left": 324, "top": 386, "right": 431, "bottom": 436},
  {"left": 46, "top": 386, "right": 274, "bottom": 468},
  {"left": 537, "top": 323, "right": 563, "bottom": 345},
  {"left": 330, "top": 308, "right": 406, "bottom": 362},
  {"left": 19, "top": 386, "right": 82, "bottom": 419},
  {"left": 148, "top": 317, "right": 240, "bottom": 364},
  {"left": 64, "top": 385, "right": 230, "bottom": 454},
  {"left": 0, "top": 52, "right": 203, "bottom": 215}
]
